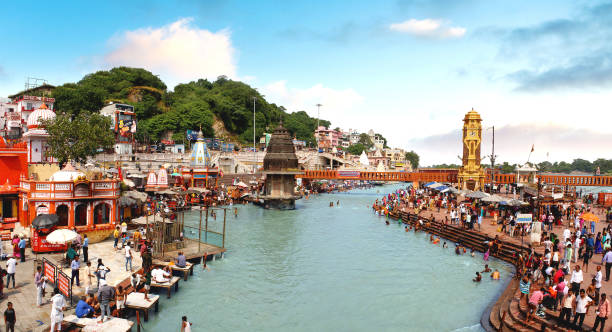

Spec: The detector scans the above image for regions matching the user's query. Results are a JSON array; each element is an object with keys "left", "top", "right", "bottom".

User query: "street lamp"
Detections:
[
  {"left": 487, "top": 126, "right": 497, "bottom": 193},
  {"left": 315, "top": 103, "right": 322, "bottom": 151},
  {"left": 253, "top": 96, "right": 257, "bottom": 174}
]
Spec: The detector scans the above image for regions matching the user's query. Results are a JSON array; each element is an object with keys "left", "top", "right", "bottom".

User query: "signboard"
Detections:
[
  {"left": 338, "top": 171, "right": 360, "bottom": 178},
  {"left": 6, "top": 113, "right": 21, "bottom": 128},
  {"left": 33, "top": 231, "right": 68, "bottom": 253},
  {"left": 22, "top": 96, "right": 55, "bottom": 102},
  {"left": 43, "top": 257, "right": 56, "bottom": 285},
  {"left": 516, "top": 213, "right": 533, "bottom": 224},
  {"left": 57, "top": 270, "right": 72, "bottom": 305}
]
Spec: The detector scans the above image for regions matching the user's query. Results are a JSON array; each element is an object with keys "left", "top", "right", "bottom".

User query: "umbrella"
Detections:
[
  {"left": 481, "top": 195, "right": 505, "bottom": 203},
  {"left": 107, "top": 168, "right": 119, "bottom": 173},
  {"left": 500, "top": 199, "right": 525, "bottom": 207},
  {"left": 46, "top": 229, "right": 79, "bottom": 244},
  {"left": 122, "top": 179, "right": 136, "bottom": 187},
  {"left": 580, "top": 212, "right": 599, "bottom": 222},
  {"left": 155, "top": 189, "right": 177, "bottom": 195},
  {"left": 466, "top": 191, "right": 490, "bottom": 199},
  {"left": 236, "top": 181, "right": 248, "bottom": 188},
  {"left": 32, "top": 214, "right": 59, "bottom": 230},
  {"left": 447, "top": 187, "right": 460, "bottom": 194}
]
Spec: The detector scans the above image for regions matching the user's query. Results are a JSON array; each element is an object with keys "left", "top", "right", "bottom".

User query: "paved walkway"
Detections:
[{"left": 0, "top": 238, "right": 144, "bottom": 331}]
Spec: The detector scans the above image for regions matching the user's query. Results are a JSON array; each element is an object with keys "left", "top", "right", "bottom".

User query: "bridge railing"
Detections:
[{"left": 297, "top": 170, "right": 611, "bottom": 187}]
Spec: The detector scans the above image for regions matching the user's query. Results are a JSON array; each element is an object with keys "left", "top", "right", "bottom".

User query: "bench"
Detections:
[
  {"left": 63, "top": 314, "right": 134, "bottom": 332},
  {"left": 150, "top": 276, "right": 180, "bottom": 298},
  {"left": 170, "top": 262, "right": 194, "bottom": 281},
  {"left": 125, "top": 291, "right": 159, "bottom": 322}
]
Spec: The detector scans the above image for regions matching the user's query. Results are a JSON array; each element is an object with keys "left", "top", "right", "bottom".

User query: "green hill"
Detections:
[{"left": 51, "top": 67, "right": 329, "bottom": 146}]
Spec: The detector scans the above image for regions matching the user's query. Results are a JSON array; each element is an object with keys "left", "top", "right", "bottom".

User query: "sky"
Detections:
[{"left": 0, "top": 0, "right": 611, "bottom": 166}]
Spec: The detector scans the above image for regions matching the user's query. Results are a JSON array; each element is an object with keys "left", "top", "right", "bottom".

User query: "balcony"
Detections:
[{"left": 20, "top": 179, "right": 120, "bottom": 199}]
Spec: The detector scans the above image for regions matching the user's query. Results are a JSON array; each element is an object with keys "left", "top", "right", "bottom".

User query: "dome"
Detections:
[
  {"left": 49, "top": 163, "right": 85, "bottom": 181},
  {"left": 27, "top": 103, "right": 56, "bottom": 129}
]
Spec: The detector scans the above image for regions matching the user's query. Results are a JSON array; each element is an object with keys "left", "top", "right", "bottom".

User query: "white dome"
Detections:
[
  {"left": 49, "top": 163, "right": 85, "bottom": 181},
  {"left": 27, "top": 104, "right": 56, "bottom": 129}
]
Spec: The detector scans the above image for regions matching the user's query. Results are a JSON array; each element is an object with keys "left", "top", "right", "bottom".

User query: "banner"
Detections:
[
  {"left": 57, "top": 270, "right": 72, "bottom": 305},
  {"left": 43, "top": 258, "right": 56, "bottom": 285},
  {"left": 516, "top": 213, "right": 533, "bottom": 224}
]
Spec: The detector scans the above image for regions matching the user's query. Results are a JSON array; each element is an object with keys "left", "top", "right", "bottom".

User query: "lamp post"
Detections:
[
  {"left": 487, "top": 126, "right": 497, "bottom": 193},
  {"left": 315, "top": 103, "right": 322, "bottom": 151},
  {"left": 253, "top": 97, "right": 257, "bottom": 174}
]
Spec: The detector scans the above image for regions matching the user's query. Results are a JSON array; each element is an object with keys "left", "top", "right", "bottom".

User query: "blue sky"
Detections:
[{"left": 1, "top": 0, "right": 610, "bottom": 165}]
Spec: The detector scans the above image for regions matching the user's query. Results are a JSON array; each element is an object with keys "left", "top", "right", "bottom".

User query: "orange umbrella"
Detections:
[{"left": 580, "top": 212, "right": 599, "bottom": 222}]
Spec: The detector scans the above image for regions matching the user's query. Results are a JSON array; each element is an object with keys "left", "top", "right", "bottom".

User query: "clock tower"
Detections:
[{"left": 458, "top": 109, "right": 486, "bottom": 190}]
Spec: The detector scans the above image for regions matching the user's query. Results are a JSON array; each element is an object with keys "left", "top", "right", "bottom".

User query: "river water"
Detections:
[{"left": 145, "top": 184, "right": 513, "bottom": 331}]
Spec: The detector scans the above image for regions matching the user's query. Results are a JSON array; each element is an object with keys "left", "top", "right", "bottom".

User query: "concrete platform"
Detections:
[
  {"left": 125, "top": 292, "right": 159, "bottom": 321},
  {"left": 63, "top": 314, "right": 134, "bottom": 331}
]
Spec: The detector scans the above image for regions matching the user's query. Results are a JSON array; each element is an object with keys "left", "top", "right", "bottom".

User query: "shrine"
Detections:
[
  {"left": 260, "top": 124, "right": 302, "bottom": 209},
  {"left": 457, "top": 109, "right": 486, "bottom": 190},
  {"left": 180, "top": 130, "right": 219, "bottom": 188}
]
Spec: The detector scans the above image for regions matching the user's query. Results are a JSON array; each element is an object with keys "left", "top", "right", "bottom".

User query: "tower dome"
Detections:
[
  {"left": 27, "top": 103, "right": 56, "bottom": 129},
  {"left": 190, "top": 130, "right": 211, "bottom": 167}
]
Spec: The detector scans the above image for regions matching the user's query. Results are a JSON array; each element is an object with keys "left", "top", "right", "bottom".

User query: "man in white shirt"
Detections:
[
  {"left": 151, "top": 268, "right": 170, "bottom": 283},
  {"left": 125, "top": 244, "right": 133, "bottom": 272},
  {"left": 50, "top": 287, "right": 66, "bottom": 331},
  {"left": 563, "top": 228, "right": 571, "bottom": 242},
  {"left": 594, "top": 265, "right": 603, "bottom": 304},
  {"left": 6, "top": 256, "right": 17, "bottom": 288},
  {"left": 570, "top": 265, "right": 583, "bottom": 294},
  {"left": 572, "top": 289, "right": 592, "bottom": 329}
]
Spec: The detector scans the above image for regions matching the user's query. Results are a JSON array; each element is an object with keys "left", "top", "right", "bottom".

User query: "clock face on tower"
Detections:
[{"left": 470, "top": 130, "right": 475, "bottom": 137}]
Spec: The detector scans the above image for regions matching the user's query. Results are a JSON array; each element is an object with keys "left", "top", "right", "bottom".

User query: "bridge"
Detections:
[{"left": 297, "top": 170, "right": 612, "bottom": 187}]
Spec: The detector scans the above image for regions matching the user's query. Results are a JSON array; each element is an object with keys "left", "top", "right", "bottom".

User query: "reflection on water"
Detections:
[{"left": 145, "top": 184, "right": 513, "bottom": 332}]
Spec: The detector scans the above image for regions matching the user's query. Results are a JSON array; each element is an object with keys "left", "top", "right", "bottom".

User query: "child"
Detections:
[{"left": 4, "top": 301, "right": 15, "bottom": 332}]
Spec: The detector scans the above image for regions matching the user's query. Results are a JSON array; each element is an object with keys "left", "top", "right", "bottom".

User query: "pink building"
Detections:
[{"left": 315, "top": 126, "right": 341, "bottom": 151}]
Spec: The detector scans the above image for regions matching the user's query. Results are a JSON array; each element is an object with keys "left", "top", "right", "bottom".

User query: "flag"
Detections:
[{"left": 530, "top": 144, "right": 534, "bottom": 153}]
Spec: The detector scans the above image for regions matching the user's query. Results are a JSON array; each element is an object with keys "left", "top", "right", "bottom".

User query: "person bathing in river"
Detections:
[
  {"left": 473, "top": 272, "right": 482, "bottom": 282},
  {"left": 482, "top": 264, "right": 492, "bottom": 273}
]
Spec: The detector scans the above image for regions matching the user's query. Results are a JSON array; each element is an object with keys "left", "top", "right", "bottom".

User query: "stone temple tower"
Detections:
[
  {"left": 457, "top": 109, "right": 486, "bottom": 190},
  {"left": 260, "top": 123, "right": 302, "bottom": 209}
]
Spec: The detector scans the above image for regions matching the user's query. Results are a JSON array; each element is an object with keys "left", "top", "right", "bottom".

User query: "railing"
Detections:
[
  {"left": 21, "top": 179, "right": 120, "bottom": 198},
  {"left": 297, "top": 170, "right": 612, "bottom": 186}
]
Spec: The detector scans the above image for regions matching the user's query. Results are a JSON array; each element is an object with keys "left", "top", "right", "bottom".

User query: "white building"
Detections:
[{"left": 100, "top": 103, "right": 136, "bottom": 155}]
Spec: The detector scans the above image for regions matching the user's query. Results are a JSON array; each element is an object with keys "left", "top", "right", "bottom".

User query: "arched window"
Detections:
[
  {"left": 36, "top": 205, "right": 48, "bottom": 216},
  {"left": 75, "top": 204, "right": 88, "bottom": 226},
  {"left": 93, "top": 203, "right": 111, "bottom": 224},
  {"left": 56, "top": 204, "right": 69, "bottom": 227}
]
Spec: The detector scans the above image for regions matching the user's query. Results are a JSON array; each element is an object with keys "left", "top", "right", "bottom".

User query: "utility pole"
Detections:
[
  {"left": 253, "top": 97, "right": 257, "bottom": 174},
  {"left": 315, "top": 103, "right": 322, "bottom": 150},
  {"left": 488, "top": 126, "right": 497, "bottom": 193}
]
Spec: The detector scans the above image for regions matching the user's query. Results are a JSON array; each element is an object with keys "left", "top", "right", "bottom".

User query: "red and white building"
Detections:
[
  {"left": 315, "top": 126, "right": 342, "bottom": 151},
  {"left": 100, "top": 103, "right": 136, "bottom": 155},
  {"left": 0, "top": 95, "right": 55, "bottom": 140}
]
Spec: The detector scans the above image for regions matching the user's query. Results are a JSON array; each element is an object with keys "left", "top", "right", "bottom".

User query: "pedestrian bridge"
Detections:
[{"left": 297, "top": 170, "right": 612, "bottom": 187}]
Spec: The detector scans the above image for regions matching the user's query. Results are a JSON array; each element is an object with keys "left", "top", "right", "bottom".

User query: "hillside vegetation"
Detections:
[{"left": 51, "top": 67, "right": 330, "bottom": 146}]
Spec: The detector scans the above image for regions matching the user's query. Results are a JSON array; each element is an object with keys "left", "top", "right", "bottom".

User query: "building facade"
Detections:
[{"left": 100, "top": 103, "right": 136, "bottom": 155}]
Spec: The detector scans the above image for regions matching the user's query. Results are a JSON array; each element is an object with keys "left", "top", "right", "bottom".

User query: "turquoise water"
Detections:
[{"left": 144, "top": 185, "right": 513, "bottom": 331}]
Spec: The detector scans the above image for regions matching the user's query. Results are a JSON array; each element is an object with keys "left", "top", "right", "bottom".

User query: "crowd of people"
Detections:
[{"left": 373, "top": 184, "right": 612, "bottom": 330}]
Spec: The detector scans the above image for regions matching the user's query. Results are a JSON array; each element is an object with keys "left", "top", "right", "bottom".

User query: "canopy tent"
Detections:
[
  {"left": 500, "top": 199, "right": 526, "bottom": 207},
  {"left": 32, "top": 214, "right": 59, "bottom": 230},
  {"left": 447, "top": 187, "right": 460, "bottom": 194},
  {"left": 423, "top": 181, "right": 436, "bottom": 187},
  {"left": 433, "top": 185, "right": 449, "bottom": 192},
  {"left": 122, "top": 179, "right": 136, "bottom": 188},
  {"left": 481, "top": 195, "right": 505, "bottom": 203},
  {"left": 154, "top": 189, "right": 178, "bottom": 195},
  {"left": 428, "top": 182, "right": 445, "bottom": 189},
  {"left": 131, "top": 214, "right": 173, "bottom": 225},
  {"left": 236, "top": 181, "right": 248, "bottom": 188},
  {"left": 118, "top": 195, "right": 137, "bottom": 207},
  {"left": 466, "top": 191, "right": 490, "bottom": 199}
]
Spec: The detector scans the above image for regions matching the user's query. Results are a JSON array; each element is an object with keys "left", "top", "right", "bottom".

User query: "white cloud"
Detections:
[
  {"left": 389, "top": 18, "right": 466, "bottom": 38},
  {"left": 104, "top": 18, "right": 236, "bottom": 88},
  {"left": 261, "top": 80, "right": 364, "bottom": 124}
]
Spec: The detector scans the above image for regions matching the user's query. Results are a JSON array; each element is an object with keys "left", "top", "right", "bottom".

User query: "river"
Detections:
[{"left": 145, "top": 184, "right": 513, "bottom": 331}]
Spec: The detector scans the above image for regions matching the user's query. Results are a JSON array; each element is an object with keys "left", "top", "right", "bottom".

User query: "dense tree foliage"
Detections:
[
  {"left": 404, "top": 150, "right": 420, "bottom": 169},
  {"left": 347, "top": 143, "right": 366, "bottom": 156},
  {"left": 428, "top": 163, "right": 460, "bottom": 169},
  {"left": 52, "top": 68, "right": 328, "bottom": 145},
  {"left": 41, "top": 113, "right": 115, "bottom": 166},
  {"left": 358, "top": 133, "right": 373, "bottom": 149}
]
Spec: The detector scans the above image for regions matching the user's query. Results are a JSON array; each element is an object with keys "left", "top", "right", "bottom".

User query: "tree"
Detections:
[
  {"left": 358, "top": 133, "right": 373, "bottom": 149},
  {"left": 375, "top": 133, "right": 389, "bottom": 148},
  {"left": 404, "top": 150, "right": 419, "bottom": 169},
  {"left": 499, "top": 162, "right": 515, "bottom": 174},
  {"left": 42, "top": 113, "right": 115, "bottom": 166},
  {"left": 347, "top": 143, "right": 366, "bottom": 156}
]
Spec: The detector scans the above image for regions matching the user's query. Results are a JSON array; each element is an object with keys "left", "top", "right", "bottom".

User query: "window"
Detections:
[
  {"left": 2, "top": 199, "right": 13, "bottom": 218},
  {"left": 26, "top": 103, "right": 33, "bottom": 110}
]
